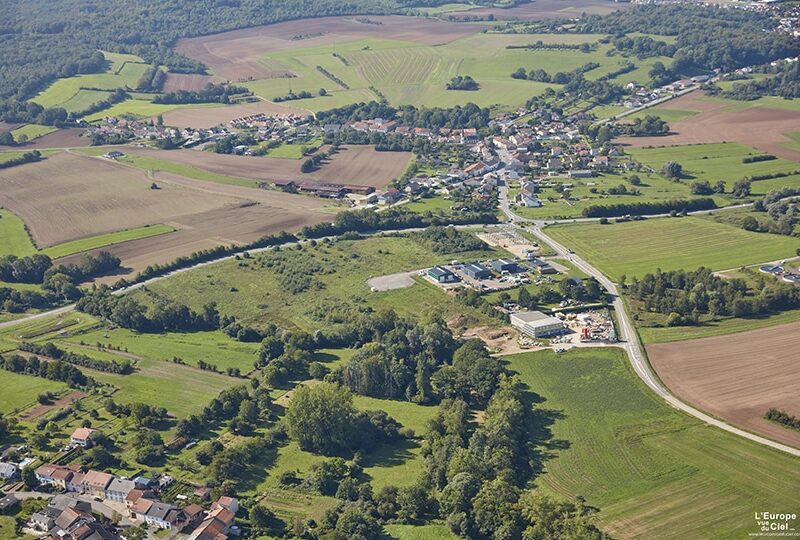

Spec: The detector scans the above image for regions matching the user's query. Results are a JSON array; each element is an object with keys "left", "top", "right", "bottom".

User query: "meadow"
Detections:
[
  {"left": 505, "top": 348, "right": 800, "bottom": 539},
  {"left": 0, "top": 208, "right": 37, "bottom": 256},
  {"left": 546, "top": 216, "right": 800, "bottom": 279},
  {"left": 0, "top": 370, "right": 66, "bottom": 414},
  {"left": 242, "top": 33, "right": 671, "bottom": 112},
  {"left": 626, "top": 142, "right": 800, "bottom": 186},
  {"left": 9, "top": 124, "right": 58, "bottom": 141},
  {"left": 133, "top": 234, "right": 507, "bottom": 330}
]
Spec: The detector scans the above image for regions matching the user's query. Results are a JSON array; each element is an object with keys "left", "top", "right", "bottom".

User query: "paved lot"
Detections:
[{"left": 368, "top": 271, "right": 417, "bottom": 291}]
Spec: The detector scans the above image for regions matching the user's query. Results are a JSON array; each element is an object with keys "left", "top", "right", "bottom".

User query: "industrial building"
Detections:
[
  {"left": 528, "top": 258, "right": 557, "bottom": 274},
  {"left": 428, "top": 266, "right": 458, "bottom": 283},
  {"left": 491, "top": 259, "right": 518, "bottom": 273},
  {"left": 510, "top": 310, "right": 566, "bottom": 338},
  {"left": 463, "top": 262, "right": 492, "bottom": 280}
]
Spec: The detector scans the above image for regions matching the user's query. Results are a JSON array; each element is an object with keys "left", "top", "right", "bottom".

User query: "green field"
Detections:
[
  {"left": 83, "top": 99, "right": 215, "bottom": 122},
  {"left": 41, "top": 224, "right": 176, "bottom": 259},
  {"left": 505, "top": 348, "right": 800, "bottom": 539},
  {"left": 384, "top": 523, "right": 457, "bottom": 540},
  {"left": 625, "top": 107, "right": 698, "bottom": 122},
  {"left": 9, "top": 124, "right": 58, "bottom": 142},
  {"left": 75, "top": 148, "right": 259, "bottom": 188},
  {"left": 63, "top": 327, "right": 260, "bottom": 373},
  {"left": 243, "top": 33, "right": 670, "bottom": 111},
  {"left": 0, "top": 209, "right": 37, "bottom": 256},
  {"left": 132, "top": 235, "right": 506, "bottom": 330},
  {"left": 547, "top": 217, "right": 800, "bottom": 279},
  {"left": 698, "top": 94, "right": 800, "bottom": 113},
  {"left": 626, "top": 142, "right": 800, "bottom": 186},
  {"left": 513, "top": 169, "right": 699, "bottom": 220},
  {"left": 0, "top": 369, "right": 67, "bottom": 414}
]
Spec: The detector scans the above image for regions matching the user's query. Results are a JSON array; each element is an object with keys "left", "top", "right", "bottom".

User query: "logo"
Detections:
[{"left": 750, "top": 512, "right": 799, "bottom": 537}]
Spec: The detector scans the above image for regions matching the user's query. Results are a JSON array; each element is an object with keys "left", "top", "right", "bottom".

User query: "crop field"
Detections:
[
  {"left": 626, "top": 142, "right": 800, "bottom": 185},
  {"left": 82, "top": 98, "right": 214, "bottom": 122},
  {"left": 0, "top": 151, "right": 331, "bottom": 276},
  {"left": 0, "top": 370, "right": 66, "bottom": 414},
  {"left": 131, "top": 235, "right": 503, "bottom": 330},
  {"left": 8, "top": 128, "right": 90, "bottom": 150},
  {"left": 176, "top": 15, "right": 668, "bottom": 111},
  {"left": 0, "top": 208, "right": 37, "bottom": 256},
  {"left": 126, "top": 144, "right": 412, "bottom": 188},
  {"left": 9, "top": 124, "right": 58, "bottom": 141},
  {"left": 63, "top": 327, "right": 260, "bottom": 373},
  {"left": 159, "top": 100, "right": 312, "bottom": 129},
  {"left": 505, "top": 348, "right": 800, "bottom": 539},
  {"left": 546, "top": 217, "right": 800, "bottom": 279},
  {"left": 647, "top": 321, "right": 800, "bottom": 449},
  {"left": 617, "top": 92, "right": 800, "bottom": 162}
]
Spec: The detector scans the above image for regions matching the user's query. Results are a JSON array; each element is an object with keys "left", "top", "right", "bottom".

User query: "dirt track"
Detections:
[
  {"left": 616, "top": 93, "right": 800, "bottom": 162},
  {"left": 647, "top": 321, "right": 800, "bottom": 449}
]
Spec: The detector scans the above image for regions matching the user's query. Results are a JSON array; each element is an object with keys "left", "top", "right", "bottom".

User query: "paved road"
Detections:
[{"left": 499, "top": 189, "right": 800, "bottom": 457}]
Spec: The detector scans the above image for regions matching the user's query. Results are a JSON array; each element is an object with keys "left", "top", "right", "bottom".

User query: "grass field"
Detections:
[
  {"left": 63, "top": 327, "right": 260, "bottom": 373},
  {"left": 41, "top": 224, "right": 176, "bottom": 259},
  {"left": 0, "top": 370, "right": 66, "bottom": 414},
  {"left": 546, "top": 217, "right": 800, "bottom": 279},
  {"left": 698, "top": 94, "right": 800, "bottom": 113},
  {"left": 10, "top": 124, "right": 58, "bottom": 142},
  {"left": 75, "top": 148, "right": 260, "bottom": 188},
  {"left": 0, "top": 208, "right": 37, "bottom": 256},
  {"left": 132, "top": 235, "right": 506, "bottom": 330},
  {"left": 625, "top": 107, "right": 698, "bottom": 122},
  {"left": 626, "top": 142, "right": 800, "bottom": 186},
  {"left": 384, "top": 523, "right": 457, "bottom": 540},
  {"left": 505, "top": 348, "right": 800, "bottom": 539},
  {"left": 513, "top": 169, "right": 698, "bottom": 220},
  {"left": 242, "top": 34, "right": 669, "bottom": 111}
]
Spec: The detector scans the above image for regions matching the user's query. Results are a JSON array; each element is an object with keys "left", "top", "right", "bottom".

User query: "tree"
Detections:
[
  {"left": 23, "top": 466, "right": 38, "bottom": 490},
  {"left": 334, "top": 506, "right": 382, "bottom": 540},
  {"left": 319, "top": 88, "right": 328, "bottom": 96},
  {"left": 472, "top": 477, "right": 522, "bottom": 539},
  {"left": 732, "top": 179, "right": 752, "bottom": 198},
  {"left": 660, "top": 161, "right": 683, "bottom": 179},
  {"left": 285, "top": 382, "right": 358, "bottom": 454},
  {"left": 629, "top": 174, "right": 641, "bottom": 185},
  {"left": 690, "top": 180, "right": 713, "bottom": 195},
  {"left": 250, "top": 505, "right": 274, "bottom": 530}
]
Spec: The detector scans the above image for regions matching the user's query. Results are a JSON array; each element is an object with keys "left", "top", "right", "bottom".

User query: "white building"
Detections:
[{"left": 510, "top": 311, "right": 565, "bottom": 338}]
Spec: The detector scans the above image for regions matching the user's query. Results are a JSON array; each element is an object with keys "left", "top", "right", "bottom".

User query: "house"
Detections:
[
  {"left": 510, "top": 311, "right": 566, "bottom": 338},
  {"left": 183, "top": 503, "right": 206, "bottom": 529},
  {"left": 0, "top": 462, "right": 17, "bottom": 480},
  {"left": 491, "top": 259, "right": 518, "bottom": 273},
  {"left": 516, "top": 194, "right": 543, "bottom": 208},
  {"left": 144, "top": 500, "right": 186, "bottom": 530},
  {"left": 70, "top": 427, "right": 98, "bottom": 447},
  {"left": 193, "top": 486, "right": 211, "bottom": 500},
  {"left": 105, "top": 478, "right": 136, "bottom": 503},
  {"left": 129, "top": 497, "right": 154, "bottom": 521},
  {"left": 30, "top": 506, "right": 62, "bottom": 532},
  {"left": 102, "top": 151, "right": 125, "bottom": 159},
  {"left": 82, "top": 470, "right": 113, "bottom": 498},
  {"left": 36, "top": 464, "right": 74, "bottom": 489},
  {"left": 377, "top": 188, "right": 403, "bottom": 205},
  {"left": 462, "top": 262, "right": 492, "bottom": 280},
  {"left": 428, "top": 266, "right": 459, "bottom": 284},
  {"left": 0, "top": 493, "right": 18, "bottom": 515},
  {"left": 67, "top": 472, "right": 85, "bottom": 493},
  {"left": 212, "top": 496, "right": 239, "bottom": 515}
]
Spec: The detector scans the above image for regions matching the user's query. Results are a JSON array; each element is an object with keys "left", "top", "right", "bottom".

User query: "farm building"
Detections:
[
  {"left": 463, "top": 262, "right": 492, "bottom": 280},
  {"left": 491, "top": 259, "right": 518, "bottom": 273},
  {"left": 510, "top": 311, "right": 566, "bottom": 338},
  {"left": 568, "top": 170, "right": 594, "bottom": 178},
  {"left": 428, "top": 266, "right": 458, "bottom": 283}
]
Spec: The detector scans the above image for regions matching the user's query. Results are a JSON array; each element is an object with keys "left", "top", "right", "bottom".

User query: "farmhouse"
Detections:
[
  {"left": 70, "top": 427, "right": 98, "bottom": 447},
  {"left": 428, "top": 265, "right": 458, "bottom": 283},
  {"left": 463, "top": 262, "right": 492, "bottom": 280},
  {"left": 510, "top": 311, "right": 566, "bottom": 338}
]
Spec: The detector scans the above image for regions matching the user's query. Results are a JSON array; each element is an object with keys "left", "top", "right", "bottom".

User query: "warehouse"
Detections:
[
  {"left": 510, "top": 310, "right": 566, "bottom": 338},
  {"left": 491, "top": 259, "right": 518, "bottom": 273},
  {"left": 428, "top": 265, "right": 459, "bottom": 283},
  {"left": 462, "top": 262, "right": 492, "bottom": 280},
  {"left": 528, "top": 258, "right": 557, "bottom": 274}
]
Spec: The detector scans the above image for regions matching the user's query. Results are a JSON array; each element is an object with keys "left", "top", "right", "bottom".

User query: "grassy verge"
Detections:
[
  {"left": 42, "top": 224, "right": 176, "bottom": 259},
  {"left": 0, "top": 209, "right": 37, "bottom": 257}
]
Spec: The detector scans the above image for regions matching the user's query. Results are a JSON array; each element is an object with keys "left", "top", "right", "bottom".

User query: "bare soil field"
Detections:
[
  {"left": 0, "top": 128, "right": 89, "bottom": 150},
  {"left": 0, "top": 151, "right": 331, "bottom": 275},
  {"left": 647, "top": 321, "right": 800, "bottom": 449},
  {"left": 175, "top": 15, "right": 484, "bottom": 81},
  {"left": 19, "top": 391, "right": 87, "bottom": 421},
  {"left": 617, "top": 92, "right": 800, "bottom": 162},
  {"left": 160, "top": 100, "right": 312, "bottom": 128},
  {"left": 450, "top": 0, "right": 626, "bottom": 19},
  {"left": 0, "top": 122, "right": 20, "bottom": 134},
  {"left": 129, "top": 145, "right": 411, "bottom": 188},
  {"left": 161, "top": 73, "right": 220, "bottom": 93}
]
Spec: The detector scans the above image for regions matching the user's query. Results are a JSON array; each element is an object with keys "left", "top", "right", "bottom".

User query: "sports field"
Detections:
[
  {"left": 546, "top": 217, "right": 800, "bottom": 279},
  {"left": 505, "top": 348, "right": 800, "bottom": 539}
]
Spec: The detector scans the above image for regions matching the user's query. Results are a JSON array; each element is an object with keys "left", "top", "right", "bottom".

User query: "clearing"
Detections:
[
  {"left": 505, "top": 348, "right": 800, "bottom": 539},
  {"left": 647, "top": 321, "right": 800, "bottom": 450}
]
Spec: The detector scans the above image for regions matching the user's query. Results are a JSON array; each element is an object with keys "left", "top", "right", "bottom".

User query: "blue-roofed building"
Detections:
[{"left": 428, "top": 266, "right": 459, "bottom": 283}]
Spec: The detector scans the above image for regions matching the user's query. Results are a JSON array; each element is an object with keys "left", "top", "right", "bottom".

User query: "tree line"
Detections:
[
  {"left": 152, "top": 83, "right": 250, "bottom": 104},
  {"left": 0, "top": 354, "right": 92, "bottom": 388},
  {"left": 316, "top": 101, "right": 491, "bottom": 130},
  {"left": 0, "top": 151, "right": 42, "bottom": 168},
  {"left": 582, "top": 198, "right": 716, "bottom": 218}
]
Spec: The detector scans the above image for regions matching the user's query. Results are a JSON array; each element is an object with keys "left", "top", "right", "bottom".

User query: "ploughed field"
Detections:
[
  {"left": 0, "top": 151, "right": 332, "bottom": 277},
  {"left": 646, "top": 321, "right": 800, "bottom": 450}
]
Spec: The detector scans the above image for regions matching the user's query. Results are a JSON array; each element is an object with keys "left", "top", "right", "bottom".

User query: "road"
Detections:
[{"left": 498, "top": 187, "right": 800, "bottom": 457}]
